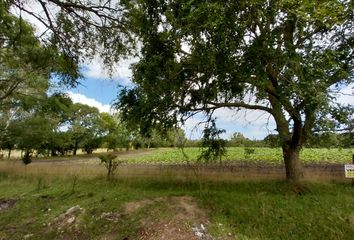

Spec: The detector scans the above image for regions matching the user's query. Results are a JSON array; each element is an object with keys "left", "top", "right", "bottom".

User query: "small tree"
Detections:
[
  {"left": 198, "top": 120, "right": 227, "bottom": 165},
  {"left": 22, "top": 150, "right": 32, "bottom": 165},
  {"left": 99, "top": 154, "right": 124, "bottom": 180}
]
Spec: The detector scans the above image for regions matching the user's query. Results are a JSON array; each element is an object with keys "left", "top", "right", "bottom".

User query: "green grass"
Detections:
[
  {"left": 122, "top": 147, "right": 354, "bottom": 165},
  {"left": 1, "top": 171, "right": 354, "bottom": 240},
  {"left": 201, "top": 182, "right": 354, "bottom": 239}
]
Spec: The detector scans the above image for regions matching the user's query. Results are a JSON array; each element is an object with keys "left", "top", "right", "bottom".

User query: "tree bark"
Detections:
[
  {"left": 282, "top": 144, "right": 303, "bottom": 182},
  {"left": 7, "top": 148, "right": 11, "bottom": 159},
  {"left": 73, "top": 141, "right": 78, "bottom": 155}
]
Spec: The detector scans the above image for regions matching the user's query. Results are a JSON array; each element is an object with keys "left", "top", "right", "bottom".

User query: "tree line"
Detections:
[{"left": 0, "top": 92, "right": 187, "bottom": 160}]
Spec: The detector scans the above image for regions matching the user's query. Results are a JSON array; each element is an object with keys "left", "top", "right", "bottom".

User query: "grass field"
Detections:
[
  {"left": 1, "top": 172, "right": 354, "bottom": 240},
  {"left": 120, "top": 147, "right": 354, "bottom": 165},
  {"left": 1, "top": 148, "right": 354, "bottom": 239}
]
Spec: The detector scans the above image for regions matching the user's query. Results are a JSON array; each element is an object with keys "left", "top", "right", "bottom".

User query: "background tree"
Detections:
[
  {"left": 263, "top": 134, "right": 282, "bottom": 148},
  {"left": 101, "top": 113, "right": 132, "bottom": 151},
  {"left": 165, "top": 128, "right": 187, "bottom": 148},
  {"left": 229, "top": 132, "right": 250, "bottom": 147},
  {"left": 40, "top": 93, "right": 74, "bottom": 156},
  {"left": 0, "top": 4, "right": 80, "bottom": 156},
  {"left": 67, "top": 103, "right": 104, "bottom": 154},
  {"left": 118, "top": 0, "right": 354, "bottom": 181}
]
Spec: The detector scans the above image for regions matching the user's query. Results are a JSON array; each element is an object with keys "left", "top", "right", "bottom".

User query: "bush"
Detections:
[{"left": 99, "top": 154, "right": 124, "bottom": 180}]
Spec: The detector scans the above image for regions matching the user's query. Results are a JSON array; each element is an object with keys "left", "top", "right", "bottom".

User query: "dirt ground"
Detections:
[{"left": 123, "top": 196, "right": 219, "bottom": 240}]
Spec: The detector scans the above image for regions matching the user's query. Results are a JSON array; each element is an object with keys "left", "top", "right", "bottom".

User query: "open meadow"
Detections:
[{"left": 1, "top": 147, "right": 354, "bottom": 239}]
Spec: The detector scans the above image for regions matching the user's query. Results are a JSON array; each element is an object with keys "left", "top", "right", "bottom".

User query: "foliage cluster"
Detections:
[{"left": 99, "top": 154, "right": 124, "bottom": 180}]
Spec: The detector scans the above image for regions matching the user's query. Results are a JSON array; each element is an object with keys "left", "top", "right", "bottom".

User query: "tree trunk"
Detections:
[
  {"left": 107, "top": 161, "right": 112, "bottom": 180},
  {"left": 73, "top": 141, "right": 78, "bottom": 156},
  {"left": 7, "top": 148, "right": 11, "bottom": 159},
  {"left": 282, "top": 144, "right": 303, "bottom": 182}
]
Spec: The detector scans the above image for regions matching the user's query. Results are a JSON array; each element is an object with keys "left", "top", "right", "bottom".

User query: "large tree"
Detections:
[
  {"left": 67, "top": 103, "right": 103, "bottom": 155},
  {"left": 118, "top": 0, "right": 354, "bottom": 181}
]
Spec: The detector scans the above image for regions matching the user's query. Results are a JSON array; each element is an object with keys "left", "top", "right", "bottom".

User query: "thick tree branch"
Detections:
[
  {"left": 203, "top": 101, "right": 274, "bottom": 114},
  {"left": 0, "top": 79, "right": 24, "bottom": 101}
]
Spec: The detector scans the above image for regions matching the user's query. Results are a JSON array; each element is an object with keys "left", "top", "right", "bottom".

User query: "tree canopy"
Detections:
[
  {"left": 7, "top": 0, "right": 132, "bottom": 68},
  {"left": 118, "top": 0, "right": 354, "bottom": 181},
  {"left": 0, "top": 1, "right": 80, "bottom": 109}
]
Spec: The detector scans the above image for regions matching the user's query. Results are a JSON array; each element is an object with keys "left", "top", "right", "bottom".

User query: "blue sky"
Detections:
[{"left": 72, "top": 78, "right": 118, "bottom": 106}]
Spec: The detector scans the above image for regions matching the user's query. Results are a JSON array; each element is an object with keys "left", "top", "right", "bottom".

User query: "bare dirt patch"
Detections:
[
  {"left": 129, "top": 196, "right": 215, "bottom": 240},
  {"left": 139, "top": 220, "right": 200, "bottom": 240},
  {"left": 124, "top": 199, "right": 155, "bottom": 215},
  {"left": 46, "top": 205, "right": 87, "bottom": 239},
  {"left": 0, "top": 199, "right": 16, "bottom": 211}
]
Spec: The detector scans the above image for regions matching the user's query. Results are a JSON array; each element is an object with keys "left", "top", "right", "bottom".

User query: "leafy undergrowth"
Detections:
[{"left": 0, "top": 173, "right": 354, "bottom": 240}]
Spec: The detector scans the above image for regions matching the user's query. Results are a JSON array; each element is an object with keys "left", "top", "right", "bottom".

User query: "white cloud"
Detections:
[
  {"left": 332, "top": 84, "right": 354, "bottom": 106},
  {"left": 11, "top": 1, "right": 46, "bottom": 34},
  {"left": 181, "top": 109, "right": 277, "bottom": 140},
  {"left": 67, "top": 91, "right": 111, "bottom": 113},
  {"left": 83, "top": 56, "right": 138, "bottom": 85},
  {"left": 181, "top": 115, "right": 207, "bottom": 140}
]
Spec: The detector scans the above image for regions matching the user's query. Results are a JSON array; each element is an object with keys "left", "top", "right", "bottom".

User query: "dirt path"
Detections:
[{"left": 30, "top": 149, "right": 159, "bottom": 164}]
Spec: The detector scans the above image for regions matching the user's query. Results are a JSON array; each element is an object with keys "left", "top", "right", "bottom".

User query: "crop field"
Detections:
[{"left": 121, "top": 147, "right": 354, "bottom": 165}]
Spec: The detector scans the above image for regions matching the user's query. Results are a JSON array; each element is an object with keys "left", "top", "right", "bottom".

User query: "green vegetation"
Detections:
[
  {"left": 0, "top": 172, "right": 353, "bottom": 240},
  {"left": 122, "top": 147, "right": 354, "bottom": 165}
]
